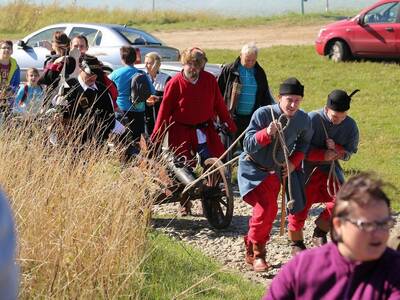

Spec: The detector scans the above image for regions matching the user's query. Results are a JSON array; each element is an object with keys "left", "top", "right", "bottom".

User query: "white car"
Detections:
[
  {"left": 13, "top": 23, "right": 180, "bottom": 80},
  {"left": 135, "top": 61, "right": 223, "bottom": 78}
]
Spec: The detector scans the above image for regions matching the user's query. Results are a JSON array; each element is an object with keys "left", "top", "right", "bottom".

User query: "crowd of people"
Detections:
[{"left": 0, "top": 32, "right": 399, "bottom": 298}]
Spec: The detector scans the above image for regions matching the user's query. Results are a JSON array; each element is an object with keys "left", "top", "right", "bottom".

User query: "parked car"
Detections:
[
  {"left": 13, "top": 23, "right": 180, "bottom": 80},
  {"left": 135, "top": 61, "right": 223, "bottom": 78},
  {"left": 315, "top": 0, "right": 400, "bottom": 62}
]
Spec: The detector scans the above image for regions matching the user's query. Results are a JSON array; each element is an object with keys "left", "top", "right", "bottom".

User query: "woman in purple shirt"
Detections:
[{"left": 264, "top": 173, "right": 400, "bottom": 300}]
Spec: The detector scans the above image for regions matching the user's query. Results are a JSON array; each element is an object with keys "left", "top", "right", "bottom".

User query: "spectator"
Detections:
[
  {"left": 151, "top": 47, "right": 236, "bottom": 215},
  {"left": 109, "top": 46, "right": 146, "bottom": 142},
  {"left": 38, "top": 31, "right": 75, "bottom": 87},
  {"left": 70, "top": 35, "right": 118, "bottom": 110},
  {"left": 143, "top": 51, "right": 171, "bottom": 135},
  {"left": 237, "top": 77, "right": 312, "bottom": 272},
  {"left": 217, "top": 42, "right": 274, "bottom": 153},
  {"left": 288, "top": 89, "right": 360, "bottom": 255},
  {"left": 57, "top": 55, "right": 115, "bottom": 144},
  {"left": 38, "top": 32, "right": 75, "bottom": 111},
  {"left": 13, "top": 68, "right": 43, "bottom": 115},
  {"left": 0, "top": 189, "right": 19, "bottom": 299},
  {"left": 264, "top": 173, "right": 400, "bottom": 299},
  {"left": 0, "top": 40, "right": 20, "bottom": 120}
]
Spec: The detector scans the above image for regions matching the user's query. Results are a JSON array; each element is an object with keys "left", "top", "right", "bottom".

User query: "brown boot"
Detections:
[
  {"left": 288, "top": 230, "right": 306, "bottom": 256},
  {"left": 179, "top": 196, "right": 192, "bottom": 216},
  {"left": 313, "top": 217, "right": 330, "bottom": 247},
  {"left": 244, "top": 236, "right": 253, "bottom": 265},
  {"left": 252, "top": 243, "right": 268, "bottom": 272}
]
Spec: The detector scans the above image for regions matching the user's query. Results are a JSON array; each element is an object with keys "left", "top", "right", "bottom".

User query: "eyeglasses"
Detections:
[
  {"left": 0, "top": 47, "right": 11, "bottom": 50},
  {"left": 342, "top": 217, "right": 396, "bottom": 232}
]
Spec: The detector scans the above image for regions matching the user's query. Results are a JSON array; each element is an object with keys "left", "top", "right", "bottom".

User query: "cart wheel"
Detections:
[{"left": 201, "top": 158, "right": 234, "bottom": 229}]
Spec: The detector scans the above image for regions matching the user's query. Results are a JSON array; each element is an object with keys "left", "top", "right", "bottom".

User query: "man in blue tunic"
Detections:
[
  {"left": 238, "top": 77, "right": 313, "bottom": 272},
  {"left": 288, "top": 89, "right": 359, "bottom": 255}
]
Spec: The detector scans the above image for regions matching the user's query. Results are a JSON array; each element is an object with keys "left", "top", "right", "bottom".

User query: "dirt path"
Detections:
[{"left": 155, "top": 24, "right": 321, "bottom": 50}]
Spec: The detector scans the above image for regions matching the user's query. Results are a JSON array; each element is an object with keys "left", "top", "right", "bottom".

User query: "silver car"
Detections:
[
  {"left": 135, "top": 61, "right": 223, "bottom": 78},
  {"left": 13, "top": 23, "right": 180, "bottom": 80}
]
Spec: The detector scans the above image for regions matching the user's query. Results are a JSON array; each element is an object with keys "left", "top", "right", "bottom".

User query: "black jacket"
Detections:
[
  {"left": 217, "top": 57, "right": 274, "bottom": 117},
  {"left": 61, "top": 78, "right": 116, "bottom": 144}
]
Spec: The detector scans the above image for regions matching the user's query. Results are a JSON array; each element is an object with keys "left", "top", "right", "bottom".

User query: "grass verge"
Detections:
[{"left": 140, "top": 231, "right": 265, "bottom": 299}]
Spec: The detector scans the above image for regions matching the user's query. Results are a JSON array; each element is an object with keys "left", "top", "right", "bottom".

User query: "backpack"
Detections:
[
  {"left": 20, "top": 84, "right": 43, "bottom": 104},
  {"left": 129, "top": 70, "right": 152, "bottom": 105}
]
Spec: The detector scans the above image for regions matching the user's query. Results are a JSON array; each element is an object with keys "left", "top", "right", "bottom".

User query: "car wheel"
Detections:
[{"left": 328, "top": 41, "right": 350, "bottom": 62}]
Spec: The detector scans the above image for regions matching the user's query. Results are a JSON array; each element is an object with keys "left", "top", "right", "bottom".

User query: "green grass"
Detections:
[
  {"left": 0, "top": 1, "right": 357, "bottom": 39},
  {"left": 207, "top": 47, "right": 400, "bottom": 210},
  {"left": 140, "top": 232, "right": 265, "bottom": 299}
]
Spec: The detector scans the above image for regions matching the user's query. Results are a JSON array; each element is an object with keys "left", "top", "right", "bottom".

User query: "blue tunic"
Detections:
[
  {"left": 238, "top": 104, "right": 313, "bottom": 203},
  {"left": 305, "top": 109, "right": 359, "bottom": 183}
]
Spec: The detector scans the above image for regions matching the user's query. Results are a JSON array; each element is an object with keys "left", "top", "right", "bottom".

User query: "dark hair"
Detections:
[
  {"left": 330, "top": 172, "right": 391, "bottom": 242},
  {"left": 0, "top": 40, "right": 13, "bottom": 48},
  {"left": 120, "top": 46, "right": 136, "bottom": 65},
  {"left": 71, "top": 35, "right": 88, "bottom": 48}
]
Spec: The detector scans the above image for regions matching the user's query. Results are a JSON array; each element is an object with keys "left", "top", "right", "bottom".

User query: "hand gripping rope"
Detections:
[
  {"left": 269, "top": 107, "right": 294, "bottom": 236},
  {"left": 318, "top": 115, "right": 341, "bottom": 198}
]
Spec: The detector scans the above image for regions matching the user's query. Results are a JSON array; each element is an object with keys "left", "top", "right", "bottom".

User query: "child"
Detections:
[
  {"left": 13, "top": 68, "right": 43, "bottom": 115},
  {"left": 0, "top": 40, "right": 20, "bottom": 118}
]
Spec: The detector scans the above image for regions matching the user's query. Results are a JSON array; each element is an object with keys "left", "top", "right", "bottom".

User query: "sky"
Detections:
[{"left": 9, "top": 0, "right": 378, "bottom": 17}]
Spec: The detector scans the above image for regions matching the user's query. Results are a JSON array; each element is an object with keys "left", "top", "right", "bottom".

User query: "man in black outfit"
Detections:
[
  {"left": 59, "top": 54, "right": 115, "bottom": 144},
  {"left": 217, "top": 43, "right": 275, "bottom": 153}
]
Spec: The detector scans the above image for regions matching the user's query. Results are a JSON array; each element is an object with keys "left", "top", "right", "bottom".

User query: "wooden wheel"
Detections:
[{"left": 201, "top": 158, "right": 234, "bottom": 229}]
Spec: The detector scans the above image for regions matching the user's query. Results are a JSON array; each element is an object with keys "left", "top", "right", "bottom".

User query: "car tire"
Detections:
[{"left": 328, "top": 41, "right": 350, "bottom": 62}]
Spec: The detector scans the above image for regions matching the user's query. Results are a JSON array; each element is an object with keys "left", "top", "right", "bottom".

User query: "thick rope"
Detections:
[
  {"left": 270, "top": 107, "right": 295, "bottom": 211},
  {"left": 318, "top": 115, "right": 341, "bottom": 197}
]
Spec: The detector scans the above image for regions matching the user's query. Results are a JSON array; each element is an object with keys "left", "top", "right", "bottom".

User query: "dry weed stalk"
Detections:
[{"left": 0, "top": 117, "right": 160, "bottom": 298}]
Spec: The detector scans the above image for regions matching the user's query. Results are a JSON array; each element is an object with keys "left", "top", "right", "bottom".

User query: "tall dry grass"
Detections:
[{"left": 0, "top": 116, "right": 160, "bottom": 298}]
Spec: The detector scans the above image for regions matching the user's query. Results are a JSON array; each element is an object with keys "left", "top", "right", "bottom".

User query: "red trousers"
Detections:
[
  {"left": 243, "top": 174, "right": 281, "bottom": 244},
  {"left": 288, "top": 168, "right": 336, "bottom": 232}
]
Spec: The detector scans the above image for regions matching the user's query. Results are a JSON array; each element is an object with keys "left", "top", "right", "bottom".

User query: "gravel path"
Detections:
[
  {"left": 152, "top": 185, "right": 400, "bottom": 287},
  {"left": 152, "top": 185, "right": 327, "bottom": 286}
]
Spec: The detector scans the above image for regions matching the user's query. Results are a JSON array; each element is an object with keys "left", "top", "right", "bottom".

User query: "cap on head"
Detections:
[
  {"left": 279, "top": 77, "right": 304, "bottom": 97},
  {"left": 79, "top": 54, "right": 103, "bottom": 76},
  {"left": 327, "top": 89, "right": 359, "bottom": 112}
]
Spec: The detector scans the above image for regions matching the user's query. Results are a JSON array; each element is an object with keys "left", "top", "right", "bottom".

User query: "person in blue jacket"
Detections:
[
  {"left": 238, "top": 77, "right": 313, "bottom": 272},
  {"left": 0, "top": 189, "right": 19, "bottom": 299}
]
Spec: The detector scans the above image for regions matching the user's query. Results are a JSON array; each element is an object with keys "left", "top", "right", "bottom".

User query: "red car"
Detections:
[{"left": 315, "top": 0, "right": 400, "bottom": 62}]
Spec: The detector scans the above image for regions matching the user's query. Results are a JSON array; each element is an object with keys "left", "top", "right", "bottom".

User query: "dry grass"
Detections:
[{"left": 0, "top": 116, "right": 160, "bottom": 298}]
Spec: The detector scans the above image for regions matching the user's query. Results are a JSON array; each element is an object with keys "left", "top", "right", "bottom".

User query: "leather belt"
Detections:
[
  {"left": 178, "top": 121, "right": 209, "bottom": 129},
  {"left": 244, "top": 154, "right": 275, "bottom": 174}
]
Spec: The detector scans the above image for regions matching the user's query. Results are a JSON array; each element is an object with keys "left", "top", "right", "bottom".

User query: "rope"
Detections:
[
  {"left": 270, "top": 107, "right": 295, "bottom": 211},
  {"left": 181, "top": 128, "right": 246, "bottom": 195},
  {"left": 318, "top": 114, "right": 341, "bottom": 197},
  {"left": 279, "top": 176, "right": 287, "bottom": 236}
]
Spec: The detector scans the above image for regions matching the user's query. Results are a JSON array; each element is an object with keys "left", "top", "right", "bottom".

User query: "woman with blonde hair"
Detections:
[{"left": 143, "top": 51, "right": 171, "bottom": 134}]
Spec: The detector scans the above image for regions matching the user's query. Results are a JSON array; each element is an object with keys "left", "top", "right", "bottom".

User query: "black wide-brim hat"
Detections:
[
  {"left": 79, "top": 54, "right": 103, "bottom": 76},
  {"left": 327, "top": 89, "right": 360, "bottom": 112},
  {"left": 279, "top": 77, "right": 304, "bottom": 97}
]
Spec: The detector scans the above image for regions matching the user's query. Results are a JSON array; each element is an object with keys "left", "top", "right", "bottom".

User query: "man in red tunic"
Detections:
[{"left": 151, "top": 47, "right": 236, "bottom": 215}]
